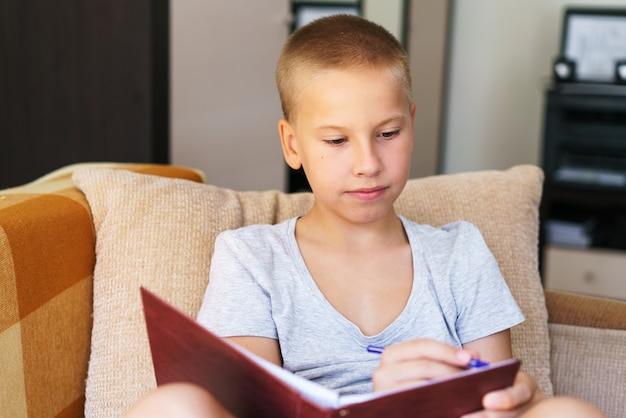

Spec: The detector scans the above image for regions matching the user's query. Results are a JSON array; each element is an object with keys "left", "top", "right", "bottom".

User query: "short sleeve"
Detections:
[
  {"left": 448, "top": 222, "right": 525, "bottom": 344},
  {"left": 196, "top": 231, "right": 278, "bottom": 339}
]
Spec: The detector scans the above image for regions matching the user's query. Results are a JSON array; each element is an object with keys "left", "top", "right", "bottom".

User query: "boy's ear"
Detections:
[{"left": 278, "top": 119, "right": 302, "bottom": 170}]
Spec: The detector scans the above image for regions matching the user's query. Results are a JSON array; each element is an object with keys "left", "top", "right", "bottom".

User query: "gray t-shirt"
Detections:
[{"left": 197, "top": 216, "right": 524, "bottom": 395}]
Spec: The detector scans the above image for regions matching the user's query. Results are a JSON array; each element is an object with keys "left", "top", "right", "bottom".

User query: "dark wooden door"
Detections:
[{"left": 0, "top": 1, "right": 169, "bottom": 189}]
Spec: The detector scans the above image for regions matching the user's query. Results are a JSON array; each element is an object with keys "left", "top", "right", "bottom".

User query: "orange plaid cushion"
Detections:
[{"left": 0, "top": 163, "right": 204, "bottom": 417}]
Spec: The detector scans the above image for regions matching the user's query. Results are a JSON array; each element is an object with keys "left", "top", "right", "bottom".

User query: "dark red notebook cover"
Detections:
[{"left": 141, "top": 287, "right": 521, "bottom": 418}]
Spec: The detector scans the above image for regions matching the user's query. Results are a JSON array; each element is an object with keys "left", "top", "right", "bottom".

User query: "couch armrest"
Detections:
[
  {"left": 545, "top": 289, "right": 626, "bottom": 330},
  {"left": 545, "top": 290, "right": 626, "bottom": 418},
  {"left": 0, "top": 163, "right": 204, "bottom": 417}
]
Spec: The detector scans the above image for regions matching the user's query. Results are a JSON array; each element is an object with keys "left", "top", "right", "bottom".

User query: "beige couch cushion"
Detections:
[
  {"left": 549, "top": 323, "right": 626, "bottom": 418},
  {"left": 73, "top": 164, "right": 549, "bottom": 417}
]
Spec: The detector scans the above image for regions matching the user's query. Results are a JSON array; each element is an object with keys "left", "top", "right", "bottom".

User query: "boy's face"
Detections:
[{"left": 279, "top": 67, "right": 416, "bottom": 225}]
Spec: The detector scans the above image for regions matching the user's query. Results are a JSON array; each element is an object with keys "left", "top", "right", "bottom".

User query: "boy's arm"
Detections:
[
  {"left": 228, "top": 336, "right": 282, "bottom": 366},
  {"left": 462, "top": 330, "right": 512, "bottom": 362},
  {"left": 463, "top": 330, "right": 545, "bottom": 414}
]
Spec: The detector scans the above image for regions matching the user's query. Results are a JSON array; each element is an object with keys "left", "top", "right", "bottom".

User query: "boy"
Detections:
[{"left": 127, "top": 15, "right": 605, "bottom": 417}]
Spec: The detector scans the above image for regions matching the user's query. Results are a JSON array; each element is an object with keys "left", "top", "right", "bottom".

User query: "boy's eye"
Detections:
[
  {"left": 379, "top": 130, "right": 400, "bottom": 139},
  {"left": 324, "top": 138, "right": 347, "bottom": 145}
]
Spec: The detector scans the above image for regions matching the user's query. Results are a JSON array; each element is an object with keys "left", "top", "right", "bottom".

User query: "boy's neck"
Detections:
[{"left": 296, "top": 208, "right": 407, "bottom": 250}]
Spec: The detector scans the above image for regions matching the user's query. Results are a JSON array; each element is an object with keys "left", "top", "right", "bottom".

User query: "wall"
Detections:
[
  {"left": 171, "top": 0, "right": 289, "bottom": 191},
  {"left": 406, "top": 0, "right": 449, "bottom": 177},
  {"left": 442, "top": 0, "right": 626, "bottom": 174}
]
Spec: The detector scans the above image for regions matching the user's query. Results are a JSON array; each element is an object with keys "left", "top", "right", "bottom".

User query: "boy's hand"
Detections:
[
  {"left": 371, "top": 339, "right": 476, "bottom": 392},
  {"left": 461, "top": 371, "right": 545, "bottom": 417}
]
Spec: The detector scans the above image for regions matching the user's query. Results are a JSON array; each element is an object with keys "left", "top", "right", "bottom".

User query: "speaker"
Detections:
[
  {"left": 616, "top": 60, "right": 626, "bottom": 85},
  {"left": 553, "top": 56, "right": 577, "bottom": 82}
]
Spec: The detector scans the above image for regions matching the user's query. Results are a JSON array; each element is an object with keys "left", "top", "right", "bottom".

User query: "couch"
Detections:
[{"left": 1, "top": 163, "right": 625, "bottom": 418}]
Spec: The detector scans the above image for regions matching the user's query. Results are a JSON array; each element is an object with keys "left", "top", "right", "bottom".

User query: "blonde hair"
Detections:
[{"left": 276, "top": 14, "right": 412, "bottom": 121}]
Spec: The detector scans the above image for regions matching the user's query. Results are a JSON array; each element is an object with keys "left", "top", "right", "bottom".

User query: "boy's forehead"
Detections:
[
  {"left": 290, "top": 67, "right": 411, "bottom": 125},
  {"left": 294, "top": 66, "right": 407, "bottom": 101}
]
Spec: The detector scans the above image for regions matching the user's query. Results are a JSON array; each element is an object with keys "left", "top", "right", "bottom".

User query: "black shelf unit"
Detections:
[{"left": 540, "top": 83, "right": 626, "bottom": 270}]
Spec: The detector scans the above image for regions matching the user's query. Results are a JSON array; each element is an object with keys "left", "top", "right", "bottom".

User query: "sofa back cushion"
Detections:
[{"left": 73, "top": 164, "right": 550, "bottom": 417}]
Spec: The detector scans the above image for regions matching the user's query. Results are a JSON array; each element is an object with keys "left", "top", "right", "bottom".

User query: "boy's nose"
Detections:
[{"left": 353, "top": 140, "right": 382, "bottom": 177}]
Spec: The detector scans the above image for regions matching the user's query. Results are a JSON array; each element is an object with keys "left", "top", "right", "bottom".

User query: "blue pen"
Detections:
[
  {"left": 367, "top": 345, "right": 385, "bottom": 354},
  {"left": 367, "top": 345, "right": 490, "bottom": 368}
]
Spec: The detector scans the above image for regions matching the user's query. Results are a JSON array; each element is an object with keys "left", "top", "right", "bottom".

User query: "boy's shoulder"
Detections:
[
  {"left": 400, "top": 217, "right": 492, "bottom": 264},
  {"left": 400, "top": 216, "right": 480, "bottom": 237},
  {"left": 400, "top": 216, "right": 488, "bottom": 253},
  {"left": 217, "top": 217, "right": 297, "bottom": 242}
]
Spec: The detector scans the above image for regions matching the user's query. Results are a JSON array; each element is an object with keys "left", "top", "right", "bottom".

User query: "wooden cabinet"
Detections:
[{"left": 543, "top": 246, "right": 626, "bottom": 300}]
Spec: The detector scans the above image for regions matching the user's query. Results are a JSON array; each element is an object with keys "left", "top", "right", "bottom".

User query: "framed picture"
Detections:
[
  {"left": 561, "top": 8, "right": 626, "bottom": 83},
  {"left": 292, "top": 2, "right": 361, "bottom": 30}
]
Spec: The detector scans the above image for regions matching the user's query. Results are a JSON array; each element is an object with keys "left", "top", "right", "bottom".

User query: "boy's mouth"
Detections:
[{"left": 346, "top": 186, "right": 387, "bottom": 201}]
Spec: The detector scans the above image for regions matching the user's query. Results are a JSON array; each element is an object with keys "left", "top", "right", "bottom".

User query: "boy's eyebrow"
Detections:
[
  {"left": 374, "top": 115, "right": 407, "bottom": 128},
  {"left": 315, "top": 115, "right": 407, "bottom": 132},
  {"left": 315, "top": 125, "right": 345, "bottom": 132}
]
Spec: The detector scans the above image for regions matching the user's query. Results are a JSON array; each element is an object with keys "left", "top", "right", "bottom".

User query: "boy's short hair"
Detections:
[{"left": 276, "top": 14, "right": 412, "bottom": 121}]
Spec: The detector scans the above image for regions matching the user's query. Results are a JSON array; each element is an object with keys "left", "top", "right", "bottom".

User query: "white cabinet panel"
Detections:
[{"left": 544, "top": 245, "right": 626, "bottom": 300}]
